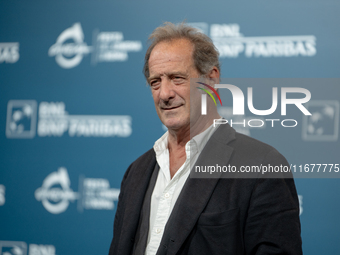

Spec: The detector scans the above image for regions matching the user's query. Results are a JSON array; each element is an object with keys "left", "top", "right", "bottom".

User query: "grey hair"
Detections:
[{"left": 143, "top": 22, "right": 220, "bottom": 81}]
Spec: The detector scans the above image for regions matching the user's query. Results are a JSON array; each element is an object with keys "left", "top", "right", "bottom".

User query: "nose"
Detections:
[{"left": 159, "top": 78, "right": 176, "bottom": 102}]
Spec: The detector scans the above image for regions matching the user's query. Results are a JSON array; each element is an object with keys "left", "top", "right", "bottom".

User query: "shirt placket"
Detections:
[{"left": 147, "top": 177, "right": 179, "bottom": 253}]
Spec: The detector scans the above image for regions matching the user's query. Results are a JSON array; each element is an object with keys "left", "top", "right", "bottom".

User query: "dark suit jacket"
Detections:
[{"left": 109, "top": 124, "right": 302, "bottom": 255}]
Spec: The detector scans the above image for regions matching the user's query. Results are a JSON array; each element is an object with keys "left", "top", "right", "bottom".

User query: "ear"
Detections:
[{"left": 208, "top": 66, "right": 220, "bottom": 83}]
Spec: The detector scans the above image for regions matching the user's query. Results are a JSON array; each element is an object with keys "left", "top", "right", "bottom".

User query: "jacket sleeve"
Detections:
[{"left": 108, "top": 162, "right": 134, "bottom": 255}]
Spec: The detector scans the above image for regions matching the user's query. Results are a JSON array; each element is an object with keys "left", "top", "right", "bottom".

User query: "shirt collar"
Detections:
[
  {"left": 153, "top": 131, "right": 168, "bottom": 156},
  {"left": 153, "top": 121, "right": 218, "bottom": 158}
]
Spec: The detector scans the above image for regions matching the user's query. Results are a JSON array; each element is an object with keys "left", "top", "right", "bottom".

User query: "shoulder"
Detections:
[
  {"left": 212, "top": 123, "right": 285, "bottom": 163},
  {"left": 232, "top": 131, "right": 277, "bottom": 153},
  {"left": 130, "top": 148, "right": 156, "bottom": 168},
  {"left": 120, "top": 148, "right": 156, "bottom": 185},
  {"left": 229, "top": 131, "right": 289, "bottom": 166}
]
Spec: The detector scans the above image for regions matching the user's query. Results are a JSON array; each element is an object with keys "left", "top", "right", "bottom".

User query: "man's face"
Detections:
[{"left": 148, "top": 39, "right": 201, "bottom": 131}]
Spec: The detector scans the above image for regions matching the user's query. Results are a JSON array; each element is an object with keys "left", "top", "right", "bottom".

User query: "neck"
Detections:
[
  {"left": 167, "top": 126, "right": 190, "bottom": 151},
  {"left": 166, "top": 108, "right": 220, "bottom": 178},
  {"left": 167, "top": 109, "right": 220, "bottom": 151}
]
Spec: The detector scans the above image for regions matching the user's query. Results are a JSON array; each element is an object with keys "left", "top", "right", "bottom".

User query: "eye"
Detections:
[
  {"left": 150, "top": 80, "right": 160, "bottom": 89},
  {"left": 172, "top": 76, "right": 185, "bottom": 84}
]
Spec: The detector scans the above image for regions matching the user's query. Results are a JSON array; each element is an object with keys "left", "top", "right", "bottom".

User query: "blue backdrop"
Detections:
[{"left": 1, "top": 0, "right": 339, "bottom": 254}]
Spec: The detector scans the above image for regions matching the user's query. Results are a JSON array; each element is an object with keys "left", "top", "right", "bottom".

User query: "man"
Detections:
[{"left": 109, "top": 22, "right": 302, "bottom": 255}]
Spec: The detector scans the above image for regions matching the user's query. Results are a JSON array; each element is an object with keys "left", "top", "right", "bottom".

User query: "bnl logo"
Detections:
[
  {"left": 6, "top": 100, "right": 37, "bottom": 138},
  {"left": 197, "top": 83, "right": 312, "bottom": 116},
  {"left": 0, "top": 241, "right": 55, "bottom": 255},
  {"left": 0, "top": 241, "right": 26, "bottom": 255}
]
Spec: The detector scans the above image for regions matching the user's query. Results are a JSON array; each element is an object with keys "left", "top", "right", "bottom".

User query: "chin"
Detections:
[{"left": 162, "top": 118, "right": 189, "bottom": 131}]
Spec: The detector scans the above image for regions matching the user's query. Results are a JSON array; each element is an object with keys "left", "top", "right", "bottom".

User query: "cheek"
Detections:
[
  {"left": 189, "top": 92, "right": 203, "bottom": 115},
  {"left": 151, "top": 91, "right": 159, "bottom": 105},
  {"left": 178, "top": 86, "right": 192, "bottom": 102},
  {"left": 190, "top": 90, "right": 201, "bottom": 107}
]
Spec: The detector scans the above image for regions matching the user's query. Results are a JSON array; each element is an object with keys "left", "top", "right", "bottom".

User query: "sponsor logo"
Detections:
[
  {"left": 0, "top": 241, "right": 27, "bottom": 255},
  {"left": 38, "top": 101, "right": 132, "bottom": 137},
  {"left": 35, "top": 167, "right": 120, "bottom": 214},
  {"left": 302, "top": 100, "right": 339, "bottom": 141},
  {"left": 48, "top": 23, "right": 92, "bottom": 69},
  {"left": 189, "top": 23, "right": 316, "bottom": 58},
  {"left": 6, "top": 101, "right": 37, "bottom": 139},
  {"left": 92, "top": 30, "right": 142, "bottom": 64},
  {"left": 35, "top": 167, "right": 78, "bottom": 214},
  {"left": 0, "top": 185, "right": 5, "bottom": 206},
  {"left": 49, "top": 23, "right": 142, "bottom": 68},
  {"left": 0, "top": 43, "right": 19, "bottom": 64},
  {"left": 6, "top": 100, "right": 132, "bottom": 139},
  {"left": 0, "top": 242, "right": 56, "bottom": 255},
  {"left": 77, "top": 176, "right": 120, "bottom": 212},
  {"left": 28, "top": 245, "right": 55, "bottom": 255}
]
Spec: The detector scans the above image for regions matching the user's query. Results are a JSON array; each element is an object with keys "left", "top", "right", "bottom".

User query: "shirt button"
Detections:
[
  {"left": 164, "top": 193, "right": 170, "bottom": 198},
  {"left": 156, "top": 228, "right": 162, "bottom": 234}
]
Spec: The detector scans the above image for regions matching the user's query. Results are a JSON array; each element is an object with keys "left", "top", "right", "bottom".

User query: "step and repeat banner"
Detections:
[{"left": 1, "top": 0, "right": 339, "bottom": 254}]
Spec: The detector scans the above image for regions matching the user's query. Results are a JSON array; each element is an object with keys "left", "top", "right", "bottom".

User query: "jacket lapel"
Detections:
[{"left": 158, "top": 124, "right": 236, "bottom": 255}]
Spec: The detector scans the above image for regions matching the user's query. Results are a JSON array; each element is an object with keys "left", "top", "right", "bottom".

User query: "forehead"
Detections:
[{"left": 148, "top": 39, "right": 194, "bottom": 72}]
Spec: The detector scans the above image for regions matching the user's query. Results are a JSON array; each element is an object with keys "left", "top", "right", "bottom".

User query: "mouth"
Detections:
[{"left": 162, "top": 105, "right": 182, "bottom": 111}]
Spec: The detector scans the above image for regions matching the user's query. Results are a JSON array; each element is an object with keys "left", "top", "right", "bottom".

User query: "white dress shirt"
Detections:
[{"left": 145, "top": 123, "right": 217, "bottom": 255}]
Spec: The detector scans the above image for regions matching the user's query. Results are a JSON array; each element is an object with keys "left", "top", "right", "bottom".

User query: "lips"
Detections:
[{"left": 162, "top": 105, "right": 182, "bottom": 110}]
